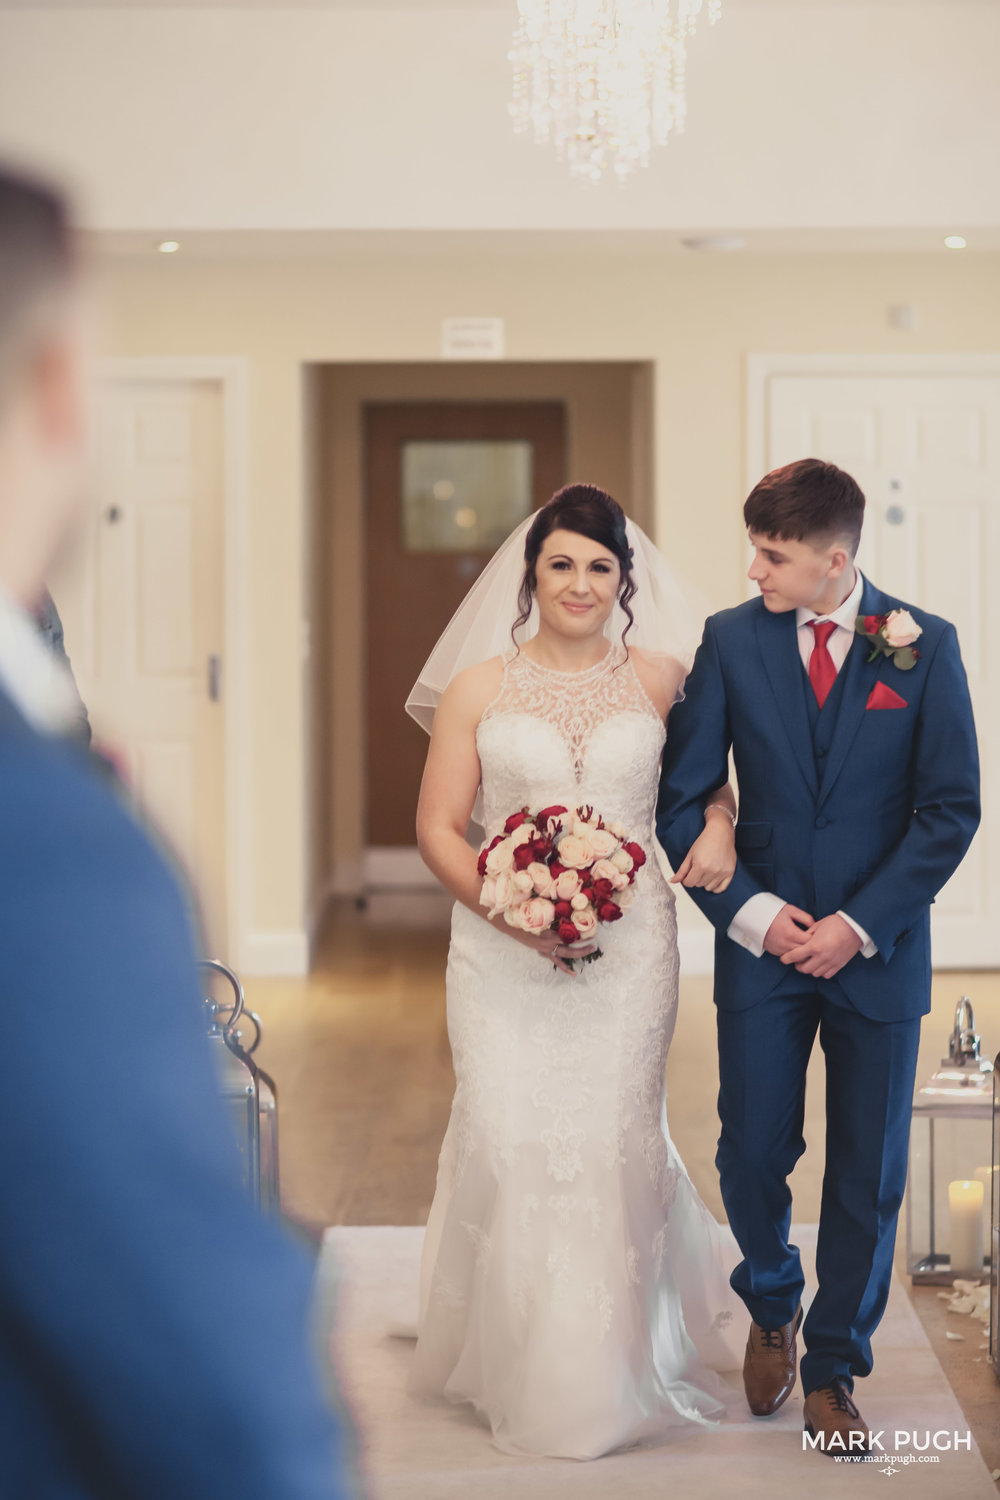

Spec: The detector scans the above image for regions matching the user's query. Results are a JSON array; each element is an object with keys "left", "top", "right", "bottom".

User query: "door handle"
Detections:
[{"left": 208, "top": 654, "right": 222, "bottom": 702}]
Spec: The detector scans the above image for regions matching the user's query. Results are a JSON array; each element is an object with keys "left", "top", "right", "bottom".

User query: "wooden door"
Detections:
[
  {"left": 767, "top": 372, "right": 1000, "bottom": 966},
  {"left": 364, "top": 401, "right": 566, "bottom": 876},
  {"left": 52, "top": 377, "right": 227, "bottom": 953}
]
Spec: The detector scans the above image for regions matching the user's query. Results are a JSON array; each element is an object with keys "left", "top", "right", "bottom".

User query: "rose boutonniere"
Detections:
[{"left": 854, "top": 609, "right": 922, "bottom": 670}]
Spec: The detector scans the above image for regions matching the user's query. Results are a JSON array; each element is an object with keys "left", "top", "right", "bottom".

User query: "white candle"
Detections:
[{"left": 948, "top": 1179, "right": 984, "bottom": 1274}]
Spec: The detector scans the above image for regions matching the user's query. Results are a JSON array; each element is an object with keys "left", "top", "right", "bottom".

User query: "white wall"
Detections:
[{"left": 0, "top": 3, "right": 997, "bottom": 233}]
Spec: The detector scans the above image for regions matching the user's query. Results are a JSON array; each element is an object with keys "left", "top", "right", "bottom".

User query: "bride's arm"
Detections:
[
  {"left": 669, "top": 781, "right": 738, "bottom": 894},
  {"left": 415, "top": 661, "right": 595, "bottom": 977}
]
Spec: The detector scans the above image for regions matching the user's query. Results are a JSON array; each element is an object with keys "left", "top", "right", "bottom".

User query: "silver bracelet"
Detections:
[{"left": 705, "top": 804, "right": 737, "bottom": 828}]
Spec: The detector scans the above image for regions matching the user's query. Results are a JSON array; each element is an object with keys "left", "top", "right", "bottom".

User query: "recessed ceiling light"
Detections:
[
  {"left": 944, "top": 235, "right": 967, "bottom": 250},
  {"left": 681, "top": 235, "right": 745, "bottom": 252},
  {"left": 158, "top": 240, "right": 180, "bottom": 254}
]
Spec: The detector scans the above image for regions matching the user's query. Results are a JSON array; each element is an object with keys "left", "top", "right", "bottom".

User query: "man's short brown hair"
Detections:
[
  {"left": 744, "top": 458, "right": 865, "bottom": 556},
  {"left": 0, "top": 164, "right": 77, "bottom": 404}
]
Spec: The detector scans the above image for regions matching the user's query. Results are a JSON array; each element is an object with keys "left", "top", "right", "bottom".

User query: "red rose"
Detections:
[
  {"left": 863, "top": 614, "right": 883, "bottom": 635},
  {"left": 558, "top": 919, "right": 580, "bottom": 945},
  {"left": 598, "top": 900, "right": 623, "bottom": 922},
  {"left": 537, "top": 804, "right": 568, "bottom": 831},
  {"left": 513, "top": 842, "right": 536, "bottom": 871},
  {"left": 549, "top": 859, "right": 567, "bottom": 878},
  {"left": 528, "top": 836, "right": 552, "bottom": 862},
  {"left": 477, "top": 833, "right": 504, "bottom": 878},
  {"left": 504, "top": 810, "right": 529, "bottom": 834},
  {"left": 592, "top": 877, "right": 615, "bottom": 901},
  {"left": 623, "top": 841, "right": 646, "bottom": 869},
  {"left": 554, "top": 900, "right": 573, "bottom": 919}
]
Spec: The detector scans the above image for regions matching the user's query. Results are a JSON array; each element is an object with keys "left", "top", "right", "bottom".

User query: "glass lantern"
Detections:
[
  {"left": 201, "top": 959, "right": 280, "bottom": 1213},
  {"left": 906, "top": 997, "right": 994, "bottom": 1284}
]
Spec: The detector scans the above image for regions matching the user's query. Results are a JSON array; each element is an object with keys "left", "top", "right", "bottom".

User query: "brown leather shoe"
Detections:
[
  {"left": 743, "top": 1303, "right": 803, "bottom": 1416},
  {"left": 803, "top": 1379, "right": 871, "bottom": 1457}
]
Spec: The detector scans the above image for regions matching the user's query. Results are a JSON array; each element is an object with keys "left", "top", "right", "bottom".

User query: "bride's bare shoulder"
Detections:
[
  {"left": 628, "top": 646, "right": 686, "bottom": 720},
  {"left": 437, "top": 655, "right": 506, "bottom": 724}
]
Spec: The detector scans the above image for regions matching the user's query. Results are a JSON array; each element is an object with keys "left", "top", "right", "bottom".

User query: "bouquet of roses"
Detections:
[{"left": 476, "top": 804, "right": 647, "bottom": 966}]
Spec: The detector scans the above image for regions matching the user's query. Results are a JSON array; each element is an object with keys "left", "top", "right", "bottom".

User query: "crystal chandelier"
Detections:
[{"left": 508, "top": 1, "right": 723, "bottom": 184}]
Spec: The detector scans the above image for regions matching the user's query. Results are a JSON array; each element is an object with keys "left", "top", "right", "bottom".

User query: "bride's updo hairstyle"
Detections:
[{"left": 512, "top": 483, "right": 637, "bottom": 651}]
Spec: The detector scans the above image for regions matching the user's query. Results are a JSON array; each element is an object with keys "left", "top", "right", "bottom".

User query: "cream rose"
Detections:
[
  {"left": 557, "top": 833, "right": 595, "bottom": 869},
  {"left": 526, "top": 861, "right": 555, "bottom": 897},
  {"left": 510, "top": 823, "right": 535, "bottom": 848},
  {"left": 883, "top": 609, "right": 922, "bottom": 649},
  {"left": 485, "top": 837, "right": 515, "bottom": 876},
  {"left": 570, "top": 892, "right": 590, "bottom": 912},
  {"left": 607, "top": 820, "right": 627, "bottom": 839},
  {"left": 490, "top": 869, "right": 518, "bottom": 914},
  {"left": 610, "top": 848, "right": 634, "bottom": 874},
  {"left": 511, "top": 897, "right": 556, "bottom": 934},
  {"left": 591, "top": 857, "right": 629, "bottom": 890},
  {"left": 513, "top": 869, "right": 535, "bottom": 894},
  {"left": 589, "top": 828, "right": 620, "bottom": 859},
  {"left": 572, "top": 905, "right": 599, "bottom": 940},
  {"left": 553, "top": 869, "right": 582, "bottom": 900},
  {"left": 480, "top": 876, "right": 498, "bottom": 910}
]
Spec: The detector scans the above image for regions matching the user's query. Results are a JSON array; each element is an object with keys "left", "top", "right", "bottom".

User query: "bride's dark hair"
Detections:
[{"left": 512, "top": 483, "right": 637, "bottom": 651}]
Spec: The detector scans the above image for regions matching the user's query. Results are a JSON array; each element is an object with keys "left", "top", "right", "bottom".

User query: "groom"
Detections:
[{"left": 656, "top": 459, "right": 980, "bottom": 1453}]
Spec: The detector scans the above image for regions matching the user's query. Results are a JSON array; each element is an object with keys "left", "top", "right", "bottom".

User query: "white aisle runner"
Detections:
[{"left": 316, "top": 1225, "right": 996, "bottom": 1499}]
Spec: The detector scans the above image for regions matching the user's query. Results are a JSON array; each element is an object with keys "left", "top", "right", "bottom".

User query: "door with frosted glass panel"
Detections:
[{"left": 363, "top": 402, "right": 566, "bottom": 876}]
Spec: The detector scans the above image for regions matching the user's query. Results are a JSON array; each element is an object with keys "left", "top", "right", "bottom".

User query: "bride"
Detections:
[{"left": 404, "top": 484, "right": 746, "bottom": 1460}]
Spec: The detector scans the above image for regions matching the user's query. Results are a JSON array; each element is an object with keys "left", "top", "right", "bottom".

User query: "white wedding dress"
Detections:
[{"left": 407, "top": 640, "right": 746, "bottom": 1459}]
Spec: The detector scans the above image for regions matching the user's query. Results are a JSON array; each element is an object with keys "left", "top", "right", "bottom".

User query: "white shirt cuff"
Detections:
[
  {"left": 837, "top": 909, "right": 877, "bottom": 958},
  {"left": 727, "top": 892, "right": 787, "bottom": 958}
]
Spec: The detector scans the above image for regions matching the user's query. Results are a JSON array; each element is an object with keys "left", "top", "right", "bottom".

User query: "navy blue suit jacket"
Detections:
[
  {"left": 0, "top": 689, "right": 361, "bottom": 1498},
  {"left": 656, "top": 576, "right": 981, "bottom": 1022}
]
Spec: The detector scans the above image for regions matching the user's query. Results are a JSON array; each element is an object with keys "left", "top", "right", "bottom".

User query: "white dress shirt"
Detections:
[
  {"left": 726, "top": 568, "right": 878, "bottom": 960},
  {"left": 0, "top": 584, "right": 82, "bottom": 736}
]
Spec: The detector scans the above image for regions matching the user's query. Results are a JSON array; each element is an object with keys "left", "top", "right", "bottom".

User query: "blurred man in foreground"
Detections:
[{"left": 0, "top": 163, "right": 363, "bottom": 1499}]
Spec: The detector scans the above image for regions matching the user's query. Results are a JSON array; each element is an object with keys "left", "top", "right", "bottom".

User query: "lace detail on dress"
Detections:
[{"left": 481, "top": 640, "right": 661, "bottom": 782}]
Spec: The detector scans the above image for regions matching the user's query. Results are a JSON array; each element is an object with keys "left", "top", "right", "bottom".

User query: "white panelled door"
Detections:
[
  {"left": 53, "top": 378, "right": 227, "bottom": 955},
  {"left": 766, "top": 372, "right": 1000, "bottom": 967}
]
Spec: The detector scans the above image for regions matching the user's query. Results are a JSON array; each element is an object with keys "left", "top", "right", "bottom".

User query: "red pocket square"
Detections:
[{"left": 866, "top": 681, "right": 908, "bottom": 711}]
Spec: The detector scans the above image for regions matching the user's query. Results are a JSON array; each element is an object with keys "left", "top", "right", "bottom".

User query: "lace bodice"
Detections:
[{"left": 476, "top": 640, "right": 666, "bottom": 839}]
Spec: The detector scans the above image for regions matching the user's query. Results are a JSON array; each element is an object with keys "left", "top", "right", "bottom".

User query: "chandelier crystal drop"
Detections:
[{"left": 508, "top": 0, "right": 722, "bottom": 184}]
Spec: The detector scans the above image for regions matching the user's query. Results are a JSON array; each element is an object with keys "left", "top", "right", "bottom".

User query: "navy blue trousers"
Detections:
[{"left": 715, "top": 984, "right": 921, "bottom": 1396}]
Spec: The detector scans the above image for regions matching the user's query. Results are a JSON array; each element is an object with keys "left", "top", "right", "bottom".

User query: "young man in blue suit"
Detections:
[
  {"left": 656, "top": 460, "right": 980, "bottom": 1454},
  {"left": 0, "top": 168, "right": 362, "bottom": 1497}
]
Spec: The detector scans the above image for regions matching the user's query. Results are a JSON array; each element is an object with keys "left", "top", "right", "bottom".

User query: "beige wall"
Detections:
[{"left": 92, "top": 247, "right": 1000, "bottom": 968}]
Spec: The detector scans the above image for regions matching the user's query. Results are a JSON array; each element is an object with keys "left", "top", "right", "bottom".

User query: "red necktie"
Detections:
[{"left": 808, "top": 620, "right": 838, "bottom": 709}]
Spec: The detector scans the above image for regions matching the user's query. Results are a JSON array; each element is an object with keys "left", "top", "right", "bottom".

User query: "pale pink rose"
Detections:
[
  {"left": 572, "top": 813, "right": 599, "bottom": 835},
  {"left": 558, "top": 833, "right": 595, "bottom": 869},
  {"left": 591, "top": 857, "right": 629, "bottom": 891},
  {"left": 512, "top": 870, "right": 535, "bottom": 894},
  {"left": 480, "top": 876, "right": 498, "bottom": 910},
  {"left": 572, "top": 905, "right": 599, "bottom": 940},
  {"left": 527, "top": 861, "right": 556, "bottom": 898},
  {"left": 615, "top": 884, "right": 637, "bottom": 911},
  {"left": 570, "top": 892, "right": 590, "bottom": 912},
  {"left": 510, "top": 824, "right": 534, "bottom": 848},
  {"left": 490, "top": 869, "right": 518, "bottom": 913},
  {"left": 485, "top": 837, "right": 516, "bottom": 876},
  {"left": 512, "top": 897, "right": 556, "bottom": 934},
  {"left": 610, "top": 848, "right": 634, "bottom": 874},
  {"left": 553, "top": 869, "right": 582, "bottom": 901},
  {"left": 589, "top": 828, "right": 620, "bottom": 860},
  {"left": 883, "top": 609, "right": 922, "bottom": 649},
  {"left": 607, "top": 820, "right": 627, "bottom": 839}
]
